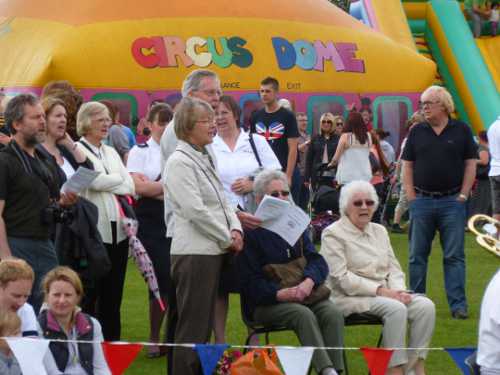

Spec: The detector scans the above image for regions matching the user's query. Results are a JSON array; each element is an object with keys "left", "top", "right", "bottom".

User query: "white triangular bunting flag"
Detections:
[
  {"left": 276, "top": 347, "right": 314, "bottom": 375},
  {"left": 7, "top": 337, "right": 49, "bottom": 375}
]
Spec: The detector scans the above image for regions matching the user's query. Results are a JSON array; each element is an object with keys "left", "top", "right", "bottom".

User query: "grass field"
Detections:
[{"left": 120, "top": 233, "right": 499, "bottom": 374}]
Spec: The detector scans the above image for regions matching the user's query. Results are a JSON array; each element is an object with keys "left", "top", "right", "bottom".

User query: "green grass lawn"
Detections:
[{"left": 121, "top": 233, "right": 499, "bottom": 374}]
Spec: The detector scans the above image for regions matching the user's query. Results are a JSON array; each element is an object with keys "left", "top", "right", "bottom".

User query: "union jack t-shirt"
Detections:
[{"left": 250, "top": 107, "right": 299, "bottom": 170}]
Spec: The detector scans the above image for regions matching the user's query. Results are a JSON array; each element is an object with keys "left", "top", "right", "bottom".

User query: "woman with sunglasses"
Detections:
[
  {"left": 126, "top": 103, "right": 173, "bottom": 358},
  {"left": 238, "top": 169, "right": 344, "bottom": 375},
  {"left": 321, "top": 180, "right": 435, "bottom": 375},
  {"left": 305, "top": 112, "right": 340, "bottom": 189}
]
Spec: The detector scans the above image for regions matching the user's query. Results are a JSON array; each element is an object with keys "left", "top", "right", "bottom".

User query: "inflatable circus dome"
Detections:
[{"left": 0, "top": 0, "right": 435, "bottom": 142}]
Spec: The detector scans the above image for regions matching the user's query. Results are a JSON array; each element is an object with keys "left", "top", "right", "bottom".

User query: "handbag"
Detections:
[
  {"left": 262, "top": 239, "right": 331, "bottom": 305},
  {"left": 231, "top": 349, "right": 283, "bottom": 375}
]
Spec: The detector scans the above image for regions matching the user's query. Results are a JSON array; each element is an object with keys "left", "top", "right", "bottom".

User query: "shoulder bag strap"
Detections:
[
  {"left": 177, "top": 150, "right": 231, "bottom": 229},
  {"left": 78, "top": 140, "right": 109, "bottom": 174},
  {"left": 248, "top": 133, "right": 263, "bottom": 168}
]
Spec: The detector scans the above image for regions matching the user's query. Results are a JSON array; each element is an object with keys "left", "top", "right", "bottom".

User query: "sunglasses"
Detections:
[
  {"left": 336, "top": 122, "right": 343, "bottom": 126},
  {"left": 321, "top": 120, "right": 333, "bottom": 124},
  {"left": 353, "top": 199, "right": 375, "bottom": 207},
  {"left": 269, "top": 190, "right": 290, "bottom": 198}
]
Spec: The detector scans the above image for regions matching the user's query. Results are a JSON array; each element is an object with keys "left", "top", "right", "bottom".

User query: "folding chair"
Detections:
[
  {"left": 239, "top": 295, "right": 312, "bottom": 374},
  {"left": 343, "top": 313, "right": 384, "bottom": 375}
]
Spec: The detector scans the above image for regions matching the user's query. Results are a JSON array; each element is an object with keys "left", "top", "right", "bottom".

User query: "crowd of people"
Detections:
[{"left": 0, "top": 68, "right": 498, "bottom": 375}]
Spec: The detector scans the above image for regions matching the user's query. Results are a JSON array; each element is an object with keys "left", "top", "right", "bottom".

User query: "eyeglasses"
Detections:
[
  {"left": 197, "top": 89, "right": 222, "bottom": 98},
  {"left": 353, "top": 199, "right": 375, "bottom": 207},
  {"left": 419, "top": 100, "right": 439, "bottom": 107},
  {"left": 336, "top": 122, "right": 343, "bottom": 126},
  {"left": 321, "top": 120, "right": 333, "bottom": 125},
  {"left": 269, "top": 190, "right": 290, "bottom": 198}
]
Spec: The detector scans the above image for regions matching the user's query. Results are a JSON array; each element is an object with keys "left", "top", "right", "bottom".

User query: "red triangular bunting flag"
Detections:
[
  {"left": 102, "top": 342, "right": 143, "bottom": 375},
  {"left": 360, "top": 347, "right": 394, "bottom": 375}
]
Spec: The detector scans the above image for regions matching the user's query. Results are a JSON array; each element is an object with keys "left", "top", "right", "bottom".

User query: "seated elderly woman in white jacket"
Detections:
[
  {"left": 320, "top": 181, "right": 435, "bottom": 375},
  {"left": 75, "top": 102, "right": 135, "bottom": 342},
  {"left": 164, "top": 96, "right": 243, "bottom": 375}
]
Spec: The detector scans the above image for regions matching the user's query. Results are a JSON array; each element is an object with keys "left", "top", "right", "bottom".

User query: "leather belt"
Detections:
[{"left": 414, "top": 186, "right": 461, "bottom": 198}]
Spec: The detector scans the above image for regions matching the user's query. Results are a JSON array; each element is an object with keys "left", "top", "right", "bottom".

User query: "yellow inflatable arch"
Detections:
[{"left": 0, "top": 0, "right": 435, "bottom": 146}]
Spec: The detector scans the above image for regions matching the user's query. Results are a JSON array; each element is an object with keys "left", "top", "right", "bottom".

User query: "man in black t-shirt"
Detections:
[
  {"left": 250, "top": 77, "right": 299, "bottom": 200},
  {"left": 402, "top": 86, "right": 477, "bottom": 320},
  {"left": 0, "top": 93, "right": 76, "bottom": 312}
]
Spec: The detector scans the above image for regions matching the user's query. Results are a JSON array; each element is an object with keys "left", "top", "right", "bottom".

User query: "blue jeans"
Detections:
[
  {"left": 408, "top": 195, "right": 467, "bottom": 312},
  {"left": 8, "top": 237, "right": 58, "bottom": 313}
]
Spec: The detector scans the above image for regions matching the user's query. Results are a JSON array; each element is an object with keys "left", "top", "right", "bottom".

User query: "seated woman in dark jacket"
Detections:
[
  {"left": 305, "top": 113, "right": 340, "bottom": 189},
  {"left": 237, "top": 169, "right": 344, "bottom": 375}
]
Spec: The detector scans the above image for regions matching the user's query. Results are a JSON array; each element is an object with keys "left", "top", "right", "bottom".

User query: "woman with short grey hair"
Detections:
[
  {"left": 238, "top": 169, "right": 344, "bottom": 375},
  {"left": 164, "top": 96, "right": 243, "bottom": 375},
  {"left": 75, "top": 101, "right": 135, "bottom": 341},
  {"left": 321, "top": 180, "right": 435, "bottom": 375}
]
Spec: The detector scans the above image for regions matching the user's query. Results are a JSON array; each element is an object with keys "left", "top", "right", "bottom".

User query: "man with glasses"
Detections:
[
  {"left": 402, "top": 85, "right": 477, "bottom": 319},
  {"left": 250, "top": 77, "right": 300, "bottom": 202}
]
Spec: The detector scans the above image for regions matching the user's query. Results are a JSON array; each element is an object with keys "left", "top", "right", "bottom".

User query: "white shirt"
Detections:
[
  {"left": 127, "top": 137, "right": 162, "bottom": 181},
  {"left": 17, "top": 303, "right": 38, "bottom": 337},
  {"left": 60, "top": 157, "right": 76, "bottom": 180},
  {"left": 487, "top": 116, "right": 500, "bottom": 176},
  {"left": 212, "top": 130, "right": 281, "bottom": 209},
  {"left": 478, "top": 268, "right": 500, "bottom": 369}
]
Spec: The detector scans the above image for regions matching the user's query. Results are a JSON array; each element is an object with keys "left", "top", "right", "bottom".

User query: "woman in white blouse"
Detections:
[
  {"left": 320, "top": 180, "right": 435, "bottom": 375},
  {"left": 212, "top": 95, "right": 281, "bottom": 344},
  {"left": 75, "top": 101, "right": 135, "bottom": 342},
  {"left": 127, "top": 103, "right": 173, "bottom": 358}
]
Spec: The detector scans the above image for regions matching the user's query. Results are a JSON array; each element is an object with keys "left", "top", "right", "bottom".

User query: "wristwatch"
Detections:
[{"left": 458, "top": 193, "right": 468, "bottom": 201}]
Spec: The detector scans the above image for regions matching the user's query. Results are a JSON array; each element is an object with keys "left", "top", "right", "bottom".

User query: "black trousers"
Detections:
[
  {"left": 85, "top": 222, "right": 129, "bottom": 341},
  {"left": 164, "top": 238, "right": 176, "bottom": 375}
]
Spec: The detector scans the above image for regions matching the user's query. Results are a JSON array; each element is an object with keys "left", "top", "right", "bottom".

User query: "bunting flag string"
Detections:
[
  {"left": 102, "top": 342, "right": 143, "bottom": 375},
  {"left": 195, "top": 344, "right": 229, "bottom": 375},
  {"left": 360, "top": 347, "right": 394, "bottom": 375},
  {"left": 1, "top": 337, "right": 476, "bottom": 375},
  {"left": 6, "top": 337, "right": 49, "bottom": 375},
  {"left": 275, "top": 347, "right": 314, "bottom": 375},
  {"left": 445, "top": 347, "right": 476, "bottom": 375}
]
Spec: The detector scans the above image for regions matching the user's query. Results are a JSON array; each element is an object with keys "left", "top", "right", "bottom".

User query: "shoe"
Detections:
[
  {"left": 451, "top": 309, "right": 469, "bottom": 320},
  {"left": 146, "top": 346, "right": 165, "bottom": 359},
  {"left": 391, "top": 223, "right": 404, "bottom": 233}
]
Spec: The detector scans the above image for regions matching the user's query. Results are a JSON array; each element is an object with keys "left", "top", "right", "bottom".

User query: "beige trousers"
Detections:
[{"left": 369, "top": 295, "right": 435, "bottom": 370}]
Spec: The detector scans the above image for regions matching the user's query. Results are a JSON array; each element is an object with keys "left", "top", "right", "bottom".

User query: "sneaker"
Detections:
[
  {"left": 391, "top": 223, "right": 404, "bottom": 233},
  {"left": 451, "top": 309, "right": 469, "bottom": 320}
]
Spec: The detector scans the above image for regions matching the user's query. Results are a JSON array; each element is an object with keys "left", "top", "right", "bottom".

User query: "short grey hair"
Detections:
[
  {"left": 76, "top": 101, "right": 109, "bottom": 137},
  {"left": 421, "top": 85, "right": 455, "bottom": 115},
  {"left": 4, "top": 93, "right": 40, "bottom": 134},
  {"left": 181, "top": 69, "right": 220, "bottom": 98},
  {"left": 339, "top": 180, "right": 379, "bottom": 216},
  {"left": 174, "top": 96, "right": 214, "bottom": 142},
  {"left": 254, "top": 169, "right": 289, "bottom": 198}
]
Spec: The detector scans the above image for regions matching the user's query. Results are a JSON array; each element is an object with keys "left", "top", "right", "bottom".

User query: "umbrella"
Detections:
[{"left": 122, "top": 217, "right": 166, "bottom": 311}]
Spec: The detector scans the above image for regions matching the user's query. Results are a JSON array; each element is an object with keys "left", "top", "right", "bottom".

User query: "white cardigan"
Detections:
[{"left": 76, "top": 139, "right": 135, "bottom": 244}]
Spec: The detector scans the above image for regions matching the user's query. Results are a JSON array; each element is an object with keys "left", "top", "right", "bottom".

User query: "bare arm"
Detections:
[
  {"left": 131, "top": 173, "right": 163, "bottom": 198},
  {"left": 478, "top": 150, "right": 489, "bottom": 166},
  {"left": 0, "top": 200, "right": 12, "bottom": 259},
  {"left": 330, "top": 134, "right": 347, "bottom": 165},
  {"left": 402, "top": 160, "right": 416, "bottom": 201},
  {"left": 460, "top": 159, "right": 477, "bottom": 197},
  {"left": 286, "top": 137, "right": 299, "bottom": 184}
]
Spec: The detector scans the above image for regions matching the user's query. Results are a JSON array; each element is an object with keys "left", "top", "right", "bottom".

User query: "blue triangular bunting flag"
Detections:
[
  {"left": 195, "top": 343, "right": 229, "bottom": 375},
  {"left": 445, "top": 347, "right": 476, "bottom": 375}
]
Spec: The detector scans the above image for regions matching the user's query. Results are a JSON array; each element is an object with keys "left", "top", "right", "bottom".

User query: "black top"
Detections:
[
  {"left": 36, "top": 144, "right": 94, "bottom": 186},
  {"left": 402, "top": 119, "right": 477, "bottom": 192},
  {"left": 250, "top": 107, "right": 299, "bottom": 170},
  {"left": 237, "top": 228, "right": 328, "bottom": 317},
  {"left": 305, "top": 134, "right": 340, "bottom": 184},
  {"left": 0, "top": 142, "right": 61, "bottom": 239}
]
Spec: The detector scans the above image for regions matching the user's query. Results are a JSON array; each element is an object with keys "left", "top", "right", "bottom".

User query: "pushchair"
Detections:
[{"left": 309, "top": 164, "right": 340, "bottom": 243}]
